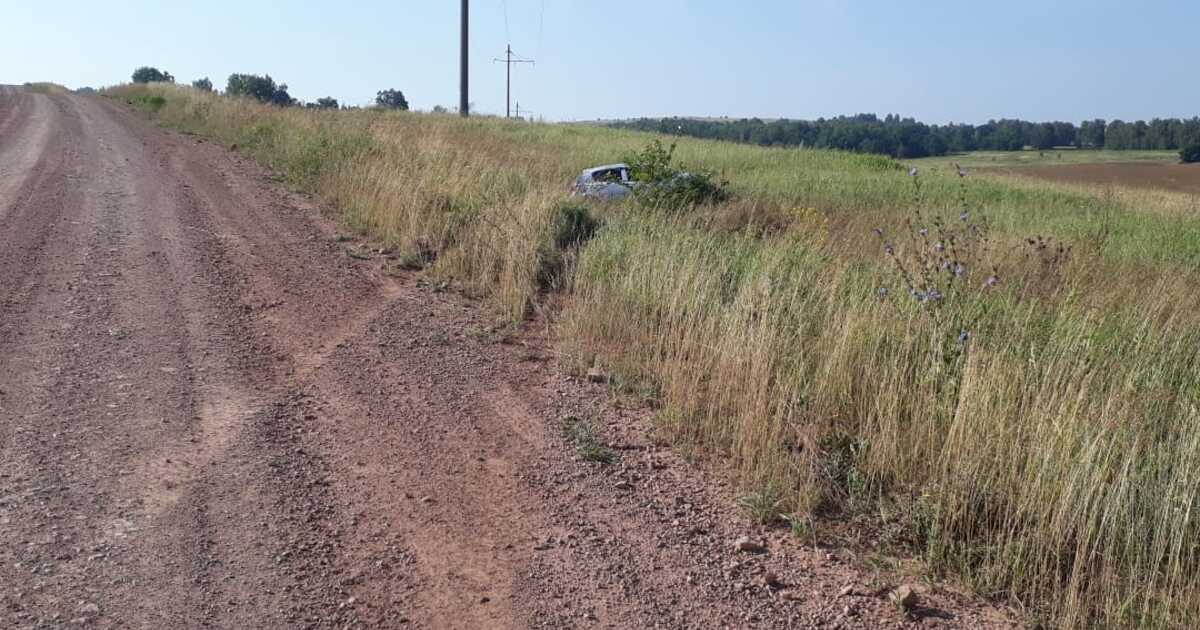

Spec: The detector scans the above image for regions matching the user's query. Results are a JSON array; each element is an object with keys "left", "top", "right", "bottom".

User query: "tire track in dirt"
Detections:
[
  {"left": 0, "top": 88, "right": 369, "bottom": 629},
  {"left": 0, "top": 89, "right": 56, "bottom": 221}
]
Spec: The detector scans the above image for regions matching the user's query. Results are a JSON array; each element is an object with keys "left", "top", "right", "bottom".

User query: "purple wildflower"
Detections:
[
  {"left": 878, "top": 287, "right": 889, "bottom": 298},
  {"left": 959, "top": 211, "right": 970, "bottom": 222},
  {"left": 934, "top": 242, "right": 945, "bottom": 253},
  {"left": 984, "top": 275, "right": 999, "bottom": 288},
  {"left": 918, "top": 227, "right": 929, "bottom": 237},
  {"left": 884, "top": 243, "right": 895, "bottom": 256},
  {"left": 928, "top": 289, "right": 944, "bottom": 301},
  {"left": 909, "top": 167, "right": 919, "bottom": 177},
  {"left": 954, "top": 263, "right": 966, "bottom": 278},
  {"left": 957, "top": 330, "right": 971, "bottom": 344},
  {"left": 873, "top": 227, "right": 884, "bottom": 237}
]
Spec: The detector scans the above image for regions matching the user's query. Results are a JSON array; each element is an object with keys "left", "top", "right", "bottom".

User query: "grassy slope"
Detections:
[{"left": 107, "top": 83, "right": 1200, "bottom": 629}]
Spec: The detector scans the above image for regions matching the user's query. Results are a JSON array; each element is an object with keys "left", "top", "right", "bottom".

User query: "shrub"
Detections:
[
  {"left": 538, "top": 203, "right": 601, "bottom": 291},
  {"left": 226, "top": 73, "right": 295, "bottom": 106},
  {"left": 624, "top": 139, "right": 729, "bottom": 210},
  {"left": 641, "top": 171, "right": 730, "bottom": 209},
  {"left": 307, "top": 97, "right": 339, "bottom": 110},
  {"left": 375, "top": 89, "right": 409, "bottom": 111},
  {"left": 191, "top": 77, "right": 213, "bottom": 92},
  {"left": 553, "top": 203, "right": 600, "bottom": 249},
  {"left": 1181, "top": 143, "right": 1200, "bottom": 164},
  {"left": 626, "top": 138, "right": 677, "bottom": 184},
  {"left": 128, "top": 94, "right": 167, "bottom": 113},
  {"left": 131, "top": 67, "right": 173, "bottom": 84}
]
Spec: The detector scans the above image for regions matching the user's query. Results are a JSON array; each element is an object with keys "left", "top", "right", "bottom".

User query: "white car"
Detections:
[{"left": 572, "top": 163, "right": 635, "bottom": 200}]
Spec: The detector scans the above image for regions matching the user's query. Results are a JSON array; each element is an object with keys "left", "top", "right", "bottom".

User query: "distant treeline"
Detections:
[{"left": 610, "top": 115, "right": 1200, "bottom": 158}]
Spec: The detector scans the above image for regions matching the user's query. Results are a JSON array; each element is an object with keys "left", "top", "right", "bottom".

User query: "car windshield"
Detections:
[{"left": 592, "top": 169, "right": 623, "bottom": 183}]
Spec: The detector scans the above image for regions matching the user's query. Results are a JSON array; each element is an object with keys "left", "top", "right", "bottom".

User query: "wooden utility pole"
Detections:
[
  {"left": 460, "top": 0, "right": 469, "bottom": 117},
  {"left": 494, "top": 45, "right": 533, "bottom": 118}
]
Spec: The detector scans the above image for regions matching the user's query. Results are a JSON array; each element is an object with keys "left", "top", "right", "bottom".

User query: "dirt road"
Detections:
[{"left": 0, "top": 86, "right": 1010, "bottom": 629}]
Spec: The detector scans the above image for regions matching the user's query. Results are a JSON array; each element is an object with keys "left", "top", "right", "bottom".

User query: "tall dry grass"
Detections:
[
  {"left": 560, "top": 211, "right": 1200, "bottom": 627},
  {"left": 106, "top": 82, "right": 1200, "bottom": 628}
]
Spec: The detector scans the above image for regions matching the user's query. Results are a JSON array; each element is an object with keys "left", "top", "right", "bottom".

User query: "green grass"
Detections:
[
  {"left": 125, "top": 93, "right": 167, "bottom": 113},
  {"left": 104, "top": 82, "right": 1200, "bottom": 629},
  {"left": 738, "top": 482, "right": 786, "bottom": 524},
  {"left": 561, "top": 416, "right": 616, "bottom": 464}
]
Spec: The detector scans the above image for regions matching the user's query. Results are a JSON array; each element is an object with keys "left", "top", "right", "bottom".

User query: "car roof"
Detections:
[{"left": 583, "top": 163, "right": 629, "bottom": 174}]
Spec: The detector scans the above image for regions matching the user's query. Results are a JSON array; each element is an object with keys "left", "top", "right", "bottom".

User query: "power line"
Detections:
[{"left": 493, "top": 45, "right": 534, "bottom": 118}]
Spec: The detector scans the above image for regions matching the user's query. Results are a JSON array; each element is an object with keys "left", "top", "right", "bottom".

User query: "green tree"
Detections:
[
  {"left": 307, "top": 97, "right": 339, "bottom": 109},
  {"left": 1053, "top": 121, "right": 1078, "bottom": 148},
  {"left": 1147, "top": 118, "right": 1174, "bottom": 149},
  {"left": 1030, "top": 122, "right": 1056, "bottom": 150},
  {"left": 191, "top": 77, "right": 213, "bottom": 92},
  {"left": 1079, "top": 119, "right": 1106, "bottom": 148},
  {"left": 226, "top": 74, "right": 295, "bottom": 106},
  {"left": 375, "top": 89, "right": 409, "bottom": 110},
  {"left": 1181, "top": 143, "right": 1200, "bottom": 163},
  {"left": 1106, "top": 120, "right": 1133, "bottom": 150},
  {"left": 1182, "top": 118, "right": 1200, "bottom": 147},
  {"left": 132, "top": 67, "right": 174, "bottom": 84}
]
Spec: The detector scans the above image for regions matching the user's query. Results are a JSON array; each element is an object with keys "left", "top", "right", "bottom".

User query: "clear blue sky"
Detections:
[{"left": 3, "top": 1, "right": 1196, "bottom": 123}]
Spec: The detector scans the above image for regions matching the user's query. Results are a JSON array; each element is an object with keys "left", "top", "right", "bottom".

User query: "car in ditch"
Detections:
[{"left": 571, "top": 163, "right": 635, "bottom": 200}]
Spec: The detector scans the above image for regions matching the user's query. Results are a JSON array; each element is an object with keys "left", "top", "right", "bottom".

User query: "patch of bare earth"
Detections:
[
  {"left": 0, "top": 85, "right": 1015, "bottom": 629},
  {"left": 989, "top": 161, "right": 1200, "bottom": 194}
]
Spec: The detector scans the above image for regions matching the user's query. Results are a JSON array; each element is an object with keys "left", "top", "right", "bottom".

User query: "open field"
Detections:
[
  {"left": 993, "top": 161, "right": 1200, "bottom": 196},
  {"left": 912, "top": 148, "right": 1180, "bottom": 170},
  {"left": 99, "top": 82, "right": 1200, "bottom": 629},
  {"left": 913, "top": 149, "right": 1200, "bottom": 196}
]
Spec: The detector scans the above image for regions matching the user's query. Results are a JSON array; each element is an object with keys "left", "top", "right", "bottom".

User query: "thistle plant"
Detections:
[
  {"left": 875, "top": 171, "right": 1004, "bottom": 375},
  {"left": 874, "top": 205, "right": 999, "bottom": 309},
  {"left": 874, "top": 171, "right": 1072, "bottom": 363}
]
